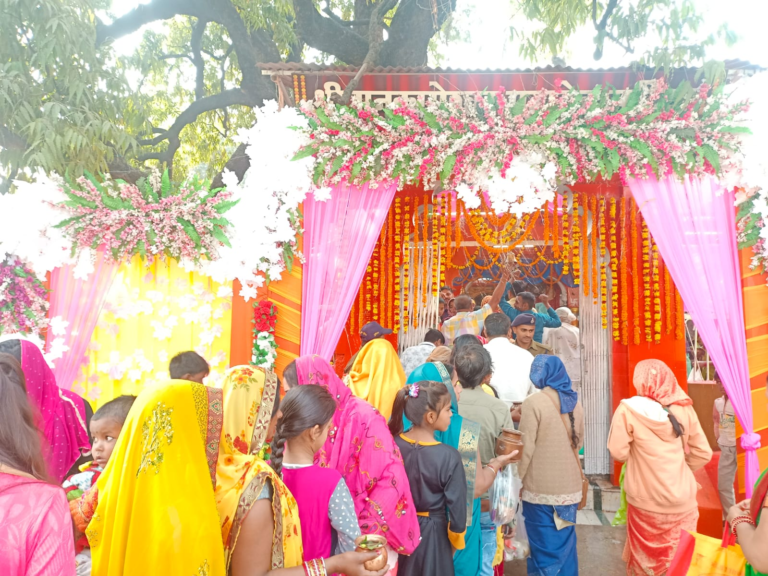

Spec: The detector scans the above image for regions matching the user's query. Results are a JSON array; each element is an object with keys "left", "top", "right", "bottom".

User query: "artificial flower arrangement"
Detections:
[
  {"left": 294, "top": 78, "right": 748, "bottom": 217},
  {"left": 251, "top": 300, "right": 278, "bottom": 369},
  {"left": 0, "top": 255, "right": 49, "bottom": 337},
  {"left": 54, "top": 170, "right": 237, "bottom": 264}
]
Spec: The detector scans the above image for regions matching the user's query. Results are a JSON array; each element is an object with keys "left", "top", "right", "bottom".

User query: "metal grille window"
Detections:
[{"left": 685, "top": 314, "right": 716, "bottom": 382}]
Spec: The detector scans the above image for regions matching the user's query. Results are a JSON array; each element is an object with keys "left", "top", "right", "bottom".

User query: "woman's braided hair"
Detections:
[{"left": 269, "top": 384, "right": 336, "bottom": 475}]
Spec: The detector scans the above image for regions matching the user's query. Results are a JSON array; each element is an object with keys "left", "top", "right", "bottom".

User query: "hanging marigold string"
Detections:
[
  {"left": 373, "top": 221, "right": 383, "bottom": 321},
  {"left": 591, "top": 195, "right": 599, "bottom": 303},
  {"left": 609, "top": 197, "right": 619, "bottom": 340},
  {"left": 582, "top": 196, "right": 590, "bottom": 297},
  {"left": 641, "top": 218, "right": 652, "bottom": 343},
  {"left": 394, "top": 196, "right": 402, "bottom": 334},
  {"left": 571, "top": 193, "right": 580, "bottom": 284},
  {"left": 664, "top": 262, "right": 673, "bottom": 336},
  {"left": 598, "top": 196, "right": 608, "bottom": 328},
  {"left": 455, "top": 199, "right": 463, "bottom": 251},
  {"left": 631, "top": 198, "right": 641, "bottom": 345},
  {"left": 446, "top": 194, "right": 453, "bottom": 266},
  {"left": 439, "top": 195, "right": 447, "bottom": 292},
  {"left": 379, "top": 211, "right": 387, "bottom": 324},
  {"left": 388, "top": 202, "right": 395, "bottom": 331},
  {"left": 561, "top": 198, "right": 571, "bottom": 275},
  {"left": 544, "top": 201, "right": 551, "bottom": 244},
  {"left": 432, "top": 198, "right": 439, "bottom": 298},
  {"left": 403, "top": 196, "right": 412, "bottom": 332},
  {"left": 619, "top": 197, "right": 629, "bottom": 345},
  {"left": 422, "top": 194, "right": 429, "bottom": 309},
  {"left": 651, "top": 238, "right": 662, "bottom": 344}
]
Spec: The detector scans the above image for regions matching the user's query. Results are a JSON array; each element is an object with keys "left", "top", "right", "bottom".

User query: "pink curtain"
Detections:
[
  {"left": 45, "top": 251, "right": 118, "bottom": 391},
  {"left": 301, "top": 181, "right": 398, "bottom": 359},
  {"left": 630, "top": 175, "right": 761, "bottom": 496}
]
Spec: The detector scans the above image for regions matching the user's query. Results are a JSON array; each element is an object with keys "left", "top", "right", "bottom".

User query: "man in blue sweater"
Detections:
[{"left": 499, "top": 288, "right": 561, "bottom": 343}]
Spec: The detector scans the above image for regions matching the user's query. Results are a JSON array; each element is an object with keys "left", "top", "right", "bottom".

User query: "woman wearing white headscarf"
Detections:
[{"left": 542, "top": 308, "right": 581, "bottom": 391}]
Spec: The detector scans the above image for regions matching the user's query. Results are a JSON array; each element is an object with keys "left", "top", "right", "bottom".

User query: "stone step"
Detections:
[{"left": 584, "top": 474, "right": 622, "bottom": 514}]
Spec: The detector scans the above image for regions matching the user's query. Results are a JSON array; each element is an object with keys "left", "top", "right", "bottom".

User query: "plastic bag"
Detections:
[
  {"left": 611, "top": 464, "right": 628, "bottom": 527},
  {"left": 489, "top": 463, "right": 522, "bottom": 526},
  {"left": 503, "top": 499, "right": 530, "bottom": 561}
]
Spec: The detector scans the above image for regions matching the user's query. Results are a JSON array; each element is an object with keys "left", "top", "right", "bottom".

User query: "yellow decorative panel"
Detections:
[{"left": 72, "top": 257, "right": 232, "bottom": 408}]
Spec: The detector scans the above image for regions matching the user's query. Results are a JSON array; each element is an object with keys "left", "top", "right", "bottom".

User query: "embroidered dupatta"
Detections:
[
  {"left": 295, "top": 355, "right": 420, "bottom": 554},
  {"left": 88, "top": 381, "right": 226, "bottom": 575},
  {"left": 215, "top": 366, "right": 303, "bottom": 570}
]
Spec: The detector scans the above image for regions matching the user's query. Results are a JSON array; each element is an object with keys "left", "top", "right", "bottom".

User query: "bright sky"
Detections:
[{"left": 107, "top": 0, "right": 766, "bottom": 70}]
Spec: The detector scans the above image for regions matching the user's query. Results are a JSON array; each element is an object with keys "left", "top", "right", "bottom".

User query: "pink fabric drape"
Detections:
[
  {"left": 45, "top": 251, "right": 118, "bottom": 391},
  {"left": 629, "top": 175, "right": 761, "bottom": 496},
  {"left": 301, "top": 181, "right": 398, "bottom": 359}
]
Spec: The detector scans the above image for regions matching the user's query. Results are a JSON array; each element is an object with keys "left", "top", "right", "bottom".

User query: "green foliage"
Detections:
[
  {"left": 511, "top": 0, "right": 737, "bottom": 74},
  {"left": 0, "top": 0, "right": 136, "bottom": 180}
]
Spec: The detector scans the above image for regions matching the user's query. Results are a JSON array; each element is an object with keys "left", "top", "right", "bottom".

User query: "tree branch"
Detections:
[
  {"left": 191, "top": 18, "right": 208, "bottom": 100},
  {"left": 139, "top": 89, "right": 256, "bottom": 147},
  {"left": 95, "top": 0, "right": 207, "bottom": 45},
  {"left": 339, "top": 0, "right": 399, "bottom": 104},
  {"left": 591, "top": 0, "right": 633, "bottom": 53},
  {"left": 293, "top": 0, "right": 369, "bottom": 65},
  {"left": 379, "top": 0, "right": 455, "bottom": 67}
]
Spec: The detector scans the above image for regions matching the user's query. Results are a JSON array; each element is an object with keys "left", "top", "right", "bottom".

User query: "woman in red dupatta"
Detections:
[
  {"left": 284, "top": 356, "right": 420, "bottom": 571},
  {"left": 608, "top": 359, "right": 712, "bottom": 576}
]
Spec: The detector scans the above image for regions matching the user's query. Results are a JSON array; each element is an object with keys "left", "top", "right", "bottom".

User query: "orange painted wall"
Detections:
[
  {"left": 229, "top": 255, "right": 303, "bottom": 380},
  {"left": 736, "top": 247, "right": 768, "bottom": 497}
]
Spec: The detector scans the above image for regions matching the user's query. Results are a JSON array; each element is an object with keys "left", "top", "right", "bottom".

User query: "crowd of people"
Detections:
[{"left": 1, "top": 273, "right": 768, "bottom": 576}]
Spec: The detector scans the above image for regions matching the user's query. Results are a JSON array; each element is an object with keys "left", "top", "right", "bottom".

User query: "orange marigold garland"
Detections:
[
  {"left": 373, "top": 223, "right": 383, "bottom": 321},
  {"left": 445, "top": 194, "right": 452, "bottom": 266},
  {"left": 552, "top": 200, "right": 560, "bottom": 259},
  {"left": 388, "top": 202, "right": 395, "bottom": 330},
  {"left": 651, "top": 238, "right": 662, "bottom": 344},
  {"left": 571, "top": 193, "right": 580, "bottom": 284},
  {"left": 641, "top": 218, "right": 652, "bottom": 342},
  {"left": 664, "top": 262, "right": 673, "bottom": 336},
  {"left": 631, "top": 198, "right": 641, "bottom": 345},
  {"left": 591, "top": 195, "right": 599, "bottom": 303},
  {"left": 403, "top": 196, "right": 412, "bottom": 332},
  {"left": 393, "top": 197, "right": 402, "bottom": 334},
  {"left": 609, "top": 197, "right": 619, "bottom": 340},
  {"left": 619, "top": 197, "right": 629, "bottom": 345},
  {"left": 455, "top": 199, "right": 463, "bottom": 250},
  {"left": 561, "top": 197, "right": 571, "bottom": 275},
  {"left": 582, "top": 196, "right": 589, "bottom": 297},
  {"left": 432, "top": 197, "right": 439, "bottom": 298},
  {"left": 422, "top": 194, "right": 429, "bottom": 308},
  {"left": 439, "top": 195, "right": 447, "bottom": 290},
  {"left": 598, "top": 196, "right": 608, "bottom": 329}
]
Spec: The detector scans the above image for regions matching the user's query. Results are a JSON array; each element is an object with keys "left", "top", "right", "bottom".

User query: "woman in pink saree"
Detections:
[
  {"left": 0, "top": 353, "right": 75, "bottom": 576},
  {"left": 284, "top": 356, "right": 421, "bottom": 570},
  {"left": 0, "top": 336, "right": 90, "bottom": 482}
]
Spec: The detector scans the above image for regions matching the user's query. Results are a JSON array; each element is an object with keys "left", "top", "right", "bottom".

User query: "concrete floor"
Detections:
[{"left": 504, "top": 525, "right": 627, "bottom": 576}]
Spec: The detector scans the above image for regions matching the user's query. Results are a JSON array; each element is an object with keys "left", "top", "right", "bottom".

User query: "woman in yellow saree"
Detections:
[
  {"left": 219, "top": 366, "right": 390, "bottom": 576},
  {"left": 346, "top": 339, "right": 406, "bottom": 420},
  {"left": 87, "top": 380, "right": 227, "bottom": 575}
]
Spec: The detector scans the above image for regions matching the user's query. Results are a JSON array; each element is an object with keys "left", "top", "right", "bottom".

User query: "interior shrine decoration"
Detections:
[
  {"left": 295, "top": 78, "right": 747, "bottom": 217},
  {"left": 55, "top": 170, "right": 237, "bottom": 264},
  {"left": 251, "top": 300, "right": 278, "bottom": 369},
  {"left": 0, "top": 256, "right": 48, "bottom": 336}
]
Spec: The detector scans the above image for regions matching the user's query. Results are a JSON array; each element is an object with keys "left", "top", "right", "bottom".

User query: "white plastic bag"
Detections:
[{"left": 489, "top": 463, "right": 522, "bottom": 526}]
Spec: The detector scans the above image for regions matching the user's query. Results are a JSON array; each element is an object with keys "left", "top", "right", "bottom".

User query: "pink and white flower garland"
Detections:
[{"left": 296, "top": 78, "right": 749, "bottom": 214}]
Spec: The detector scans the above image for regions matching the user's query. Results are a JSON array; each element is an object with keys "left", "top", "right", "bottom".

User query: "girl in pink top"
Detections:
[
  {"left": 0, "top": 353, "right": 75, "bottom": 576},
  {"left": 271, "top": 385, "right": 362, "bottom": 568}
]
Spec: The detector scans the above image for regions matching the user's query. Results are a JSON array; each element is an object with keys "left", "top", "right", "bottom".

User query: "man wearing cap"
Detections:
[
  {"left": 499, "top": 288, "right": 561, "bottom": 343},
  {"left": 343, "top": 321, "right": 393, "bottom": 374},
  {"left": 512, "top": 313, "right": 552, "bottom": 357},
  {"left": 441, "top": 268, "right": 511, "bottom": 346}
]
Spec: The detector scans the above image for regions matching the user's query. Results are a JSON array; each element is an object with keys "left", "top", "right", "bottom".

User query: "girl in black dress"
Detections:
[{"left": 389, "top": 380, "right": 468, "bottom": 576}]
